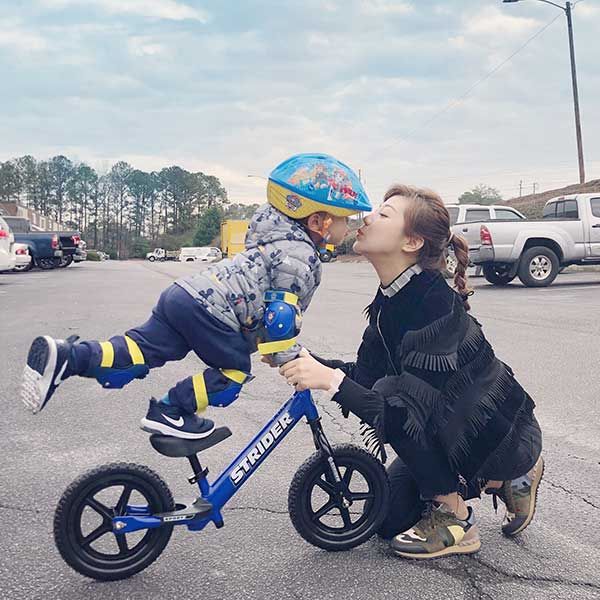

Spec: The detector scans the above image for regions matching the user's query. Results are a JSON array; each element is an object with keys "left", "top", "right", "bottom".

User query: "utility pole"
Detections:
[
  {"left": 533, "top": 182, "right": 538, "bottom": 195},
  {"left": 519, "top": 180, "right": 523, "bottom": 197},
  {"left": 503, "top": 0, "right": 586, "bottom": 183}
]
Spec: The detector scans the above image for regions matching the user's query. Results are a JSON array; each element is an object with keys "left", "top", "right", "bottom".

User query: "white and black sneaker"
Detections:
[
  {"left": 140, "top": 399, "right": 215, "bottom": 439},
  {"left": 21, "top": 335, "right": 79, "bottom": 414}
]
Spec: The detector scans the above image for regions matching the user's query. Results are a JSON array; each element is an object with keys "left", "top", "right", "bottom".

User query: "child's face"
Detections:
[
  {"left": 353, "top": 195, "right": 422, "bottom": 258},
  {"left": 326, "top": 215, "right": 350, "bottom": 245}
]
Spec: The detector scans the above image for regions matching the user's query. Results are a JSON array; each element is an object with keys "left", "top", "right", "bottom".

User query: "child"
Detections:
[{"left": 21, "top": 153, "right": 371, "bottom": 440}]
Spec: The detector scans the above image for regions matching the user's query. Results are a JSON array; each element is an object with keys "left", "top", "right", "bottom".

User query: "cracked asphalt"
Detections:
[{"left": 1, "top": 260, "right": 599, "bottom": 600}]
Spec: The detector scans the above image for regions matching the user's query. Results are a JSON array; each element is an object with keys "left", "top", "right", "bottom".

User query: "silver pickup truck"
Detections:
[{"left": 466, "top": 193, "right": 600, "bottom": 287}]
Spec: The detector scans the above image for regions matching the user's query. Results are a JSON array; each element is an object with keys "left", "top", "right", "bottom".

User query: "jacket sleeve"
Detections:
[
  {"left": 311, "top": 324, "right": 388, "bottom": 390},
  {"left": 263, "top": 242, "right": 322, "bottom": 366}
]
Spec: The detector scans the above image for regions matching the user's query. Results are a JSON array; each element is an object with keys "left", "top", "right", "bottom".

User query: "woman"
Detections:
[{"left": 279, "top": 184, "right": 543, "bottom": 560}]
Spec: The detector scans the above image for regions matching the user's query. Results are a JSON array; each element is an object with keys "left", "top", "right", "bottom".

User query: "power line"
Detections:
[{"left": 366, "top": 11, "right": 563, "bottom": 161}]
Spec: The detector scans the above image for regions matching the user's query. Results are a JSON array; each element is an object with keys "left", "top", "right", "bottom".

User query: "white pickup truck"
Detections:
[{"left": 468, "top": 193, "right": 600, "bottom": 287}]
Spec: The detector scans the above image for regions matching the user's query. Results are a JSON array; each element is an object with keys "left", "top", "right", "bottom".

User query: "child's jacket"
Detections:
[{"left": 176, "top": 204, "right": 322, "bottom": 365}]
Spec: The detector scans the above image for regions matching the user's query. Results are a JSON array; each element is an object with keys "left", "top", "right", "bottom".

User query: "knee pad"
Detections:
[
  {"left": 91, "top": 335, "right": 149, "bottom": 389},
  {"left": 192, "top": 368, "right": 252, "bottom": 411}
]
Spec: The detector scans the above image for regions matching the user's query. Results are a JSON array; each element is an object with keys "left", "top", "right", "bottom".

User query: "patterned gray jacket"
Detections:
[{"left": 175, "top": 204, "right": 322, "bottom": 365}]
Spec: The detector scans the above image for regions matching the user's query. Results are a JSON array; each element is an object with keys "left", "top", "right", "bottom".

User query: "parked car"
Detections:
[
  {"left": 446, "top": 204, "right": 526, "bottom": 276},
  {"left": 179, "top": 247, "right": 222, "bottom": 263},
  {"left": 468, "top": 193, "right": 600, "bottom": 287},
  {"left": 12, "top": 243, "right": 31, "bottom": 272},
  {"left": 318, "top": 244, "right": 338, "bottom": 263},
  {"left": 0, "top": 216, "right": 16, "bottom": 272},
  {"left": 1, "top": 216, "right": 64, "bottom": 269},
  {"left": 73, "top": 239, "right": 87, "bottom": 263},
  {"left": 146, "top": 248, "right": 180, "bottom": 262}
]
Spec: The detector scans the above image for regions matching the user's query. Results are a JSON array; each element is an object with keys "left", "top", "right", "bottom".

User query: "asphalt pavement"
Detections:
[{"left": 1, "top": 260, "right": 599, "bottom": 600}]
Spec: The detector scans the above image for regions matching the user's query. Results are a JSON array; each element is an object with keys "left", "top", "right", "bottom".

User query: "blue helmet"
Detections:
[{"left": 267, "top": 153, "right": 371, "bottom": 218}]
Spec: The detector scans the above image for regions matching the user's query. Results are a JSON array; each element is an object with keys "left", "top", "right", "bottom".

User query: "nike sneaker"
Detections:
[
  {"left": 140, "top": 399, "right": 215, "bottom": 439},
  {"left": 21, "top": 335, "right": 79, "bottom": 414}
]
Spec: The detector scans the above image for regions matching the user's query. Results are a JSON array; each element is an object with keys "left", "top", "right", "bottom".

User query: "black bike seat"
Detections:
[{"left": 149, "top": 427, "right": 232, "bottom": 458}]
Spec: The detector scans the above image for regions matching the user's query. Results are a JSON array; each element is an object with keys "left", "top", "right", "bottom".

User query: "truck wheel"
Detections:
[
  {"left": 517, "top": 247, "right": 560, "bottom": 287},
  {"left": 148, "top": 256, "right": 156, "bottom": 262},
  {"left": 36, "top": 257, "right": 59, "bottom": 270},
  {"left": 59, "top": 255, "right": 73, "bottom": 268},
  {"left": 320, "top": 251, "right": 332, "bottom": 263},
  {"left": 483, "top": 264, "right": 516, "bottom": 286},
  {"left": 444, "top": 253, "right": 458, "bottom": 279}
]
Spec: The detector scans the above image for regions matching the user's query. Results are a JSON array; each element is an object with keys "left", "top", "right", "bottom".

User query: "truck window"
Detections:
[
  {"left": 465, "top": 209, "right": 490, "bottom": 223},
  {"left": 590, "top": 198, "right": 600, "bottom": 218},
  {"left": 447, "top": 207, "right": 459, "bottom": 225},
  {"left": 494, "top": 209, "right": 523, "bottom": 221},
  {"left": 543, "top": 203, "right": 557, "bottom": 219},
  {"left": 555, "top": 200, "right": 579, "bottom": 219}
]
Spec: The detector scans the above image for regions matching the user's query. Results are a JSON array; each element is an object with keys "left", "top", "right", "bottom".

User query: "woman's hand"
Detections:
[{"left": 279, "top": 349, "right": 336, "bottom": 391}]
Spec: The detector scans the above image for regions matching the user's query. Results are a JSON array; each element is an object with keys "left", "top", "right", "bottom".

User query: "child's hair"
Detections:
[{"left": 383, "top": 184, "right": 473, "bottom": 310}]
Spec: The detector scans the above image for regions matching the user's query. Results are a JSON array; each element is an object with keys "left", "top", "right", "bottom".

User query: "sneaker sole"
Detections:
[
  {"left": 503, "top": 455, "right": 545, "bottom": 537},
  {"left": 393, "top": 538, "right": 481, "bottom": 560},
  {"left": 139, "top": 418, "right": 216, "bottom": 440},
  {"left": 21, "top": 336, "right": 58, "bottom": 414}
]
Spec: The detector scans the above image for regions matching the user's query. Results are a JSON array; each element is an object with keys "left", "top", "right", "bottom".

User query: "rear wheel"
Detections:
[
  {"left": 288, "top": 444, "right": 390, "bottom": 551},
  {"left": 13, "top": 256, "right": 34, "bottom": 272},
  {"left": 483, "top": 264, "right": 516, "bottom": 286},
  {"left": 319, "top": 251, "right": 332, "bottom": 263},
  {"left": 36, "top": 257, "right": 59, "bottom": 270},
  {"left": 54, "top": 462, "right": 174, "bottom": 581},
  {"left": 59, "top": 255, "right": 74, "bottom": 268},
  {"left": 517, "top": 247, "right": 560, "bottom": 287}
]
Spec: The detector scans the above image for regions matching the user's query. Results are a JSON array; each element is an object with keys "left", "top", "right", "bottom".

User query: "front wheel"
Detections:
[
  {"left": 54, "top": 462, "right": 174, "bottom": 581},
  {"left": 319, "top": 251, "right": 332, "bottom": 263},
  {"left": 288, "top": 444, "right": 390, "bottom": 551},
  {"left": 483, "top": 264, "right": 516, "bottom": 286}
]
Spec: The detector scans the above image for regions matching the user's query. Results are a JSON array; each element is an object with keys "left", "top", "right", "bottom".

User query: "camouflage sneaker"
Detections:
[
  {"left": 391, "top": 503, "right": 480, "bottom": 559},
  {"left": 487, "top": 455, "right": 544, "bottom": 537}
]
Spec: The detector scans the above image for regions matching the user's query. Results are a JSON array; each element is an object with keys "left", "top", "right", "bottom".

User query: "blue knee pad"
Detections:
[
  {"left": 92, "top": 364, "right": 150, "bottom": 389},
  {"left": 90, "top": 335, "right": 149, "bottom": 389},
  {"left": 191, "top": 368, "right": 252, "bottom": 411}
]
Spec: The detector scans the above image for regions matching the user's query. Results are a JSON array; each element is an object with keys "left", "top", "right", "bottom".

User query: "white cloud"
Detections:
[
  {"left": 128, "top": 36, "right": 167, "bottom": 57},
  {"left": 465, "top": 7, "right": 540, "bottom": 37},
  {"left": 359, "top": 0, "right": 414, "bottom": 16},
  {"left": 40, "top": 0, "right": 209, "bottom": 22},
  {"left": 0, "top": 19, "right": 47, "bottom": 52},
  {"left": 576, "top": 4, "right": 600, "bottom": 17}
]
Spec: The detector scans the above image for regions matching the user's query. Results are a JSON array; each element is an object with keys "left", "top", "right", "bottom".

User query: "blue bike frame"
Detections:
[{"left": 114, "top": 390, "right": 321, "bottom": 534}]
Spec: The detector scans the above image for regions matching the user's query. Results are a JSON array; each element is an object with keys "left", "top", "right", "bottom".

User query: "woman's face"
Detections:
[{"left": 354, "top": 195, "right": 420, "bottom": 257}]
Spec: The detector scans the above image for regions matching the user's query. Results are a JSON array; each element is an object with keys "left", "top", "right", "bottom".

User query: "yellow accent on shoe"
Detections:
[
  {"left": 221, "top": 369, "right": 249, "bottom": 384},
  {"left": 125, "top": 336, "right": 145, "bottom": 365},
  {"left": 99, "top": 341, "right": 114, "bottom": 368},
  {"left": 192, "top": 373, "right": 209, "bottom": 412},
  {"left": 447, "top": 525, "right": 466, "bottom": 545},
  {"left": 257, "top": 337, "right": 297, "bottom": 355}
]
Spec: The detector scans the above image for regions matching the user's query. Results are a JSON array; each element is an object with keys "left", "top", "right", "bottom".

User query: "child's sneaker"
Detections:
[
  {"left": 21, "top": 335, "right": 79, "bottom": 414},
  {"left": 140, "top": 399, "right": 215, "bottom": 439},
  {"left": 486, "top": 455, "right": 544, "bottom": 536},
  {"left": 391, "top": 503, "right": 480, "bottom": 559}
]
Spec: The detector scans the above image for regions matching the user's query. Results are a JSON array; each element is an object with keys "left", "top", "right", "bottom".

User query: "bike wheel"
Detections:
[
  {"left": 54, "top": 462, "right": 174, "bottom": 581},
  {"left": 288, "top": 444, "right": 390, "bottom": 551}
]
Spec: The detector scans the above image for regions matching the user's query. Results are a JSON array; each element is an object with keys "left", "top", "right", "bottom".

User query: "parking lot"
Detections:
[{"left": 1, "top": 260, "right": 599, "bottom": 600}]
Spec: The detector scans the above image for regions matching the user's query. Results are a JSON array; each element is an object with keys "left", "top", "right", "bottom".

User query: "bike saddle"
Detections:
[{"left": 149, "top": 427, "right": 232, "bottom": 458}]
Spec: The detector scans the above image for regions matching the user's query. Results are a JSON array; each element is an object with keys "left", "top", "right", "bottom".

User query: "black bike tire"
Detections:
[
  {"left": 288, "top": 444, "right": 390, "bottom": 551},
  {"left": 54, "top": 462, "right": 174, "bottom": 581}
]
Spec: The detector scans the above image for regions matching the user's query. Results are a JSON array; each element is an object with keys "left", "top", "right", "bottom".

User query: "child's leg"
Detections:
[{"left": 22, "top": 284, "right": 192, "bottom": 413}]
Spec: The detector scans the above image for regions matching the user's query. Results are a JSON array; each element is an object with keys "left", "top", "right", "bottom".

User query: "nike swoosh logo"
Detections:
[
  {"left": 163, "top": 414, "right": 184, "bottom": 428},
  {"left": 54, "top": 361, "right": 69, "bottom": 385}
]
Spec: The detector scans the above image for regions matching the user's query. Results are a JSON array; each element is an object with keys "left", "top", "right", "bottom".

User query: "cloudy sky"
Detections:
[{"left": 2, "top": 0, "right": 599, "bottom": 205}]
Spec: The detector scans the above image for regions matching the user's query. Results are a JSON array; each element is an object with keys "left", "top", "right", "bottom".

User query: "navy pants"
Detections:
[{"left": 72, "top": 284, "right": 252, "bottom": 413}]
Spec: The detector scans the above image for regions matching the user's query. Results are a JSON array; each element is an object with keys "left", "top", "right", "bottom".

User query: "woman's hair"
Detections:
[{"left": 383, "top": 184, "right": 473, "bottom": 310}]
